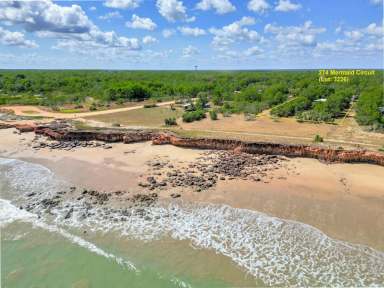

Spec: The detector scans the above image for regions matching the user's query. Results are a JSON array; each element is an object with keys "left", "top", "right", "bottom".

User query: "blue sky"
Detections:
[{"left": 0, "top": 0, "right": 383, "bottom": 69}]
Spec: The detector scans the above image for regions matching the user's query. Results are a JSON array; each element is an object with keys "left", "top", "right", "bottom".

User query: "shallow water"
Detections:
[{"left": 1, "top": 157, "right": 384, "bottom": 287}]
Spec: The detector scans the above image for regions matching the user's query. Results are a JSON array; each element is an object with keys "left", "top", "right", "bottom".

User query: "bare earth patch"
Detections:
[{"left": 86, "top": 107, "right": 182, "bottom": 128}]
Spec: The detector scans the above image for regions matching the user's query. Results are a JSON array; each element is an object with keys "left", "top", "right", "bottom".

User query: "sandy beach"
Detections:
[{"left": 1, "top": 127, "right": 384, "bottom": 252}]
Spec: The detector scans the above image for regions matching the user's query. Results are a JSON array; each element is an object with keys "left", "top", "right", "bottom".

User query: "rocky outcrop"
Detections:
[
  {"left": 0, "top": 123, "right": 13, "bottom": 129},
  {"left": 9, "top": 122, "right": 384, "bottom": 166},
  {"left": 32, "top": 123, "right": 155, "bottom": 144}
]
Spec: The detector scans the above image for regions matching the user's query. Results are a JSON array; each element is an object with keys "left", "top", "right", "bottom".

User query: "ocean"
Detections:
[{"left": 1, "top": 157, "right": 383, "bottom": 287}]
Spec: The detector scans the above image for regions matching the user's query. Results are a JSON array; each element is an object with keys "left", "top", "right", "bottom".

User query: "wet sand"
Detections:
[{"left": 1, "top": 128, "right": 384, "bottom": 251}]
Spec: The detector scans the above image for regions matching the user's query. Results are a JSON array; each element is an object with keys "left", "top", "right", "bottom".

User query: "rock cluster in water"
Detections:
[{"left": 21, "top": 186, "right": 162, "bottom": 223}]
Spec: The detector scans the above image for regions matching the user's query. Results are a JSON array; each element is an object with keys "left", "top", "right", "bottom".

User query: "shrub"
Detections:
[
  {"left": 297, "top": 110, "right": 333, "bottom": 123},
  {"left": 89, "top": 103, "right": 97, "bottom": 111},
  {"left": 182, "top": 110, "right": 206, "bottom": 123},
  {"left": 164, "top": 117, "right": 177, "bottom": 126},
  {"left": 314, "top": 134, "right": 324, "bottom": 143},
  {"left": 209, "top": 110, "right": 218, "bottom": 120},
  {"left": 222, "top": 111, "right": 232, "bottom": 117},
  {"left": 112, "top": 123, "right": 121, "bottom": 127},
  {"left": 144, "top": 103, "right": 157, "bottom": 108},
  {"left": 244, "top": 113, "right": 256, "bottom": 121},
  {"left": 379, "top": 146, "right": 384, "bottom": 152},
  {"left": 270, "top": 97, "right": 311, "bottom": 117},
  {"left": 116, "top": 99, "right": 125, "bottom": 105}
]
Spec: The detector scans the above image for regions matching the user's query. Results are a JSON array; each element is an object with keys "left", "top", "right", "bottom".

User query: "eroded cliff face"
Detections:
[
  {"left": 151, "top": 134, "right": 384, "bottom": 166},
  {"left": 5, "top": 122, "right": 384, "bottom": 166}
]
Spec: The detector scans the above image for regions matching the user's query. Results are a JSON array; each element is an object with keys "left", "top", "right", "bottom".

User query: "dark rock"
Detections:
[{"left": 64, "top": 208, "right": 74, "bottom": 219}]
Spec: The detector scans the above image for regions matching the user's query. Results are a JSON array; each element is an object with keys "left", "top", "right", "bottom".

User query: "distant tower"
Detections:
[{"left": 194, "top": 65, "right": 198, "bottom": 71}]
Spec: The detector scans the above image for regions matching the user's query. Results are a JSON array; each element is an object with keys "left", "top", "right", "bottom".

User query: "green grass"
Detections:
[
  {"left": 60, "top": 109, "right": 83, "bottom": 113},
  {"left": 21, "top": 110, "right": 40, "bottom": 114},
  {"left": 86, "top": 107, "right": 182, "bottom": 128}
]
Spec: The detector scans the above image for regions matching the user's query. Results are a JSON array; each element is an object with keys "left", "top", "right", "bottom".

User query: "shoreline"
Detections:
[
  {"left": 1, "top": 127, "right": 384, "bottom": 251},
  {"left": 4, "top": 120, "right": 384, "bottom": 166}
]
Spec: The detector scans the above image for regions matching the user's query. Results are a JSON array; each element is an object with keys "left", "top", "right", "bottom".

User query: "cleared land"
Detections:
[{"left": 86, "top": 106, "right": 182, "bottom": 128}]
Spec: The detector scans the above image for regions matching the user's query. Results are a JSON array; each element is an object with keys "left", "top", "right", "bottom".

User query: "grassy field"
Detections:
[
  {"left": 85, "top": 106, "right": 182, "bottom": 128},
  {"left": 177, "top": 111, "right": 384, "bottom": 150},
  {"left": 81, "top": 105, "right": 384, "bottom": 151}
]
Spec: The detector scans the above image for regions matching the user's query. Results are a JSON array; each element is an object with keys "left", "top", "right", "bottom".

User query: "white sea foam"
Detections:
[
  {"left": 1, "top": 157, "right": 384, "bottom": 286},
  {"left": 0, "top": 157, "right": 65, "bottom": 200},
  {"left": 0, "top": 199, "right": 137, "bottom": 272},
  {"left": 51, "top": 201, "right": 384, "bottom": 287}
]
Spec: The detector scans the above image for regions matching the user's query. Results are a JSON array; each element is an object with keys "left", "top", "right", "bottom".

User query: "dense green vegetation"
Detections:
[
  {"left": 182, "top": 110, "right": 206, "bottom": 123},
  {"left": 0, "top": 70, "right": 382, "bottom": 129},
  {"left": 356, "top": 87, "right": 384, "bottom": 130}
]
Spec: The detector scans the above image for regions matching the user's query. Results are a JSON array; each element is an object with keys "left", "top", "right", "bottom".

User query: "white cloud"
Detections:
[
  {"left": 0, "top": 0, "right": 92, "bottom": 33},
  {"left": 247, "top": 0, "right": 270, "bottom": 13},
  {"left": 275, "top": 0, "right": 301, "bottom": 12},
  {"left": 178, "top": 26, "right": 206, "bottom": 36},
  {"left": 0, "top": 27, "right": 38, "bottom": 48},
  {"left": 244, "top": 46, "right": 263, "bottom": 56},
  {"left": 370, "top": 0, "right": 382, "bottom": 5},
  {"left": 344, "top": 30, "right": 363, "bottom": 41},
  {"left": 90, "top": 6, "right": 97, "bottom": 11},
  {"left": 142, "top": 35, "right": 157, "bottom": 44},
  {"left": 162, "top": 29, "right": 176, "bottom": 38},
  {"left": 215, "top": 46, "right": 264, "bottom": 59},
  {"left": 53, "top": 31, "right": 141, "bottom": 52},
  {"left": 156, "top": 0, "right": 188, "bottom": 22},
  {"left": 0, "top": 0, "right": 141, "bottom": 52},
  {"left": 99, "top": 11, "right": 122, "bottom": 20},
  {"left": 182, "top": 45, "right": 199, "bottom": 57},
  {"left": 186, "top": 16, "right": 196, "bottom": 23},
  {"left": 365, "top": 23, "right": 384, "bottom": 36},
  {"left": 104, "top": 0, "right": 141, "bottom": 9},
  {"left": 126, "top": 14, "right": 157, "bottom": 30},
  {"left": 265, "top": 21, "right": 325, "bottom": 47},
  {"left": 196, "top": 0, "right": 236, "bottom": 14},
  {"left": 210, "top": 16, "right": 261, "bottom": 48},
  {"left": 315, "top": 23, "right": 383, "bottom": 57}
]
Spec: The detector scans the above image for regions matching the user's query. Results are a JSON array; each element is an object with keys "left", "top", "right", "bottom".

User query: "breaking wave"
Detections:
[
  {"left": 0, "top": 199, "right": 137, "bottom": 272},
  {"left": 1, "top": 157, "right": 384, "bottom": 287}
]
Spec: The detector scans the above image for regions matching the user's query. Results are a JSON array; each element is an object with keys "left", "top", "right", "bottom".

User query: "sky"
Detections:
[{"left": 0, "top": 0, "right": 383, "bottom": 69}]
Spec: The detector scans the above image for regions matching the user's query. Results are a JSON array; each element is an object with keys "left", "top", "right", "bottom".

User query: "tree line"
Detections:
[{"left": 0, "top": 70, "right": 382, "bottom": 129}]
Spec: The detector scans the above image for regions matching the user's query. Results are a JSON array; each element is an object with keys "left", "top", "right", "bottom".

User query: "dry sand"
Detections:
[{"left": 1, "top": 128, "right": 384, "bottom": 251}]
